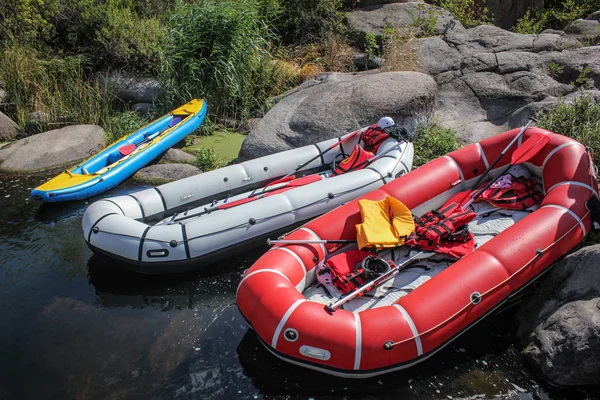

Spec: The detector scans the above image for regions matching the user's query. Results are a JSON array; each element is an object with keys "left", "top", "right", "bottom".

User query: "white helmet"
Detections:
[
  {"left": 377, "top": 117, "right": 395, "bottom": 129},
  {"left": 508, "top": 164, "right": 531, "bottom": 179}
]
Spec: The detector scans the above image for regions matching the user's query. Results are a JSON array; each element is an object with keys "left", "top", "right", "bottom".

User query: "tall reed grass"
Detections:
[
  {"left": 159, "top": 0, "right": 284, "bottom": 120},
  {"left": 0, "top": 45, "right": 111, "bottom": 131}
]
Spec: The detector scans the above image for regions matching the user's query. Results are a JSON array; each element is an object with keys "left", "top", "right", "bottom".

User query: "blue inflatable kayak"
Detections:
[{"left": 31, "top": 99, "right": 207, "bottom": 202}]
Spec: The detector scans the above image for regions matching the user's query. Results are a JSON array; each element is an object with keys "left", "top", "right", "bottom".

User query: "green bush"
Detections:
[
  {"left": 276, "top": 0, "right": 345, "bottom": 45},
  {"left": 412, "top": 122, "right": 461, "bottom": 167},
  {"left": 160, "top": 0, "right": 284, "bottom": 119},
  {"left": 94, "top": 2, "right": 162, "bottom": 73},
  {"left": 432, "top": 0, "right": 491, "bottom": 28},
  {"left": 536, "top": 92, "right": 600, "bottom": 166},
  {"left": 194, "top": 148, "right": 223, "bottom": 171},
  {"left": 103, "top": 111, "right": 151, "bottom": 144},
  {"left": 513, "top": 0, "right": 600, "bottom": 34},
  {"left": 0, "top": 0, "right": 59, "bottom": 48}
]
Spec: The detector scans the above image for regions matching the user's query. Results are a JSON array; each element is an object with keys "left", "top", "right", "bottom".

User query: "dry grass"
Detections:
[
  {"left": 274, "top": 33, "right": 354, "bottom": 86},
  {"left": 381, "top": 27, "right": 424, "bottom": 73}
]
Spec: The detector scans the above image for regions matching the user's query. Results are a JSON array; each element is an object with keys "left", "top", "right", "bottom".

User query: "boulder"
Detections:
[
  {"left": 0, "top": 125, "right": 104, "bottom": 173},
  {"left": 133, "top": 163, "right": 200, "bottom": 184},
  {"left": 159, "top": 148, "right": 196, "bottom": 164},
  {"left": 346, "top": 2, "right": 464, "bottom": 49},
  {"left": 353, "top": 53, "right": 385, "bottom": 70},
  {"left": 516, "top": 245, "right": 600, "bottom": 386},
  {"left": 414, "top": 25, "right": 594, "bottom": 142},
  {"left": 564, "top": 13, "right": 600, "bottom": 45},
  {"left": 0, "top": 111, "right": 19, "bottom": 141},
  {"left": 239, "top": 71, "right": 437, "bottom": 159},
  {"left": 98, "top": 72, "right": 161, "bottom": 104}
]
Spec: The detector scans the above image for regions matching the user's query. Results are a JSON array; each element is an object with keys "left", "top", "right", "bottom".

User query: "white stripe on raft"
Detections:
[
  {"left": 545, "top": 181, "right": 599, "bottom": 197},
  {"left": 393, "top": 304, "right": 423, "bottom": 356},
  {"left": 236, "top": 269, "right": 290, "bottom": 297},
  {"left": 443, "top": 155, "right": 465, "bottom": 182},
  {"left": 298, "top": 227, "right": 328, "bottom": 258},
  {"left": 476, "top": 142, "right": 489, "bottom": 169},
  {"left": 541, "top": 204, "right": 587, "bottom": 237},
  {"left": 542, "top": 142, "right": 582, "bottom": 170},
  {"left": 354, "top": 312, "right": 362, "bottom": 370},
  {"left": 272, "top": 299, "right": 306, "bottom": 349},
  {"left": 271, "top": 247, "right": 308, "bottom": 291}
]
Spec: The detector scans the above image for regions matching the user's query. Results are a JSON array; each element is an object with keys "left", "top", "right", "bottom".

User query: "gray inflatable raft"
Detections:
[{"left": 82, "top": 128, "right": 414, "bottom": 274}]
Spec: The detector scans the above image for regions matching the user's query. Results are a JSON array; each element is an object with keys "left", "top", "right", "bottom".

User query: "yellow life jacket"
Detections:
[{"left": 355, "top": 196, "right": 415, "bottom": 250}]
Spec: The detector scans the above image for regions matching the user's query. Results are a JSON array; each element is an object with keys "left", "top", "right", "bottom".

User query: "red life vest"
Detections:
[
  {"left": 360, "top": 125, "right": 390, "bottom": 153},
  {"left": 321, "top": 250, "right": 376, "bottom": 294},
  {"left": 476, "top": 177, "right": 542, "bottom": 210},
  {"left": 406, "top": 202, "right": 477, "bottom": 258},
  {"left": 332, "top": 144, "right": 374, "bottom": 176}
]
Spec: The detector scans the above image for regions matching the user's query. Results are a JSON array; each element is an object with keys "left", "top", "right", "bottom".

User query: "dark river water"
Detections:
[{"left": 0, "top": 173, "right": 596, "bottom": 400}]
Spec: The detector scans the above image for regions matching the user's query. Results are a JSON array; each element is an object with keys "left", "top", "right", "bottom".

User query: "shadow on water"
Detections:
[{"left": 86, "top": 245, "right": 268, "bottom": 311}]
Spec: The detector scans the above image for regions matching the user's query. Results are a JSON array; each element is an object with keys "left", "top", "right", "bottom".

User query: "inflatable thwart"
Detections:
[
  {"left": 82, "top": 121, "right": 414, "bottom": 273},
  {"left": 236, "top": 126, "right": 598, "bottom": 378}
]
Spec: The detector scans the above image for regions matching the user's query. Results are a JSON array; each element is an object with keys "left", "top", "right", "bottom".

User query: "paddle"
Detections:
[
  {"left": 279, "top": 128, "right": 365, "bottom": 181},
  {"left": 462, "top": 133, "right": 550, "bottom": 209},
  {"left": 324, "top": 250, "right": 435, "bottom": 313},
  {"left": 118, "top": 116, "right": 183, "bottom": 156},
  {"left": 460, "top": 118, "right": 537, "bottom": 205},
  {"left": 267, "top": 239, "right": 356, "bottom": 245}
]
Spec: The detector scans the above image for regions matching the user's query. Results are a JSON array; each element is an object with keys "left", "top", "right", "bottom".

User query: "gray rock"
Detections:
[
  {"left": 414, "top": 24, "right": 594, "bottom": 142},
  {"left": 496, "top": 51, "right": 541, "bottom": 74},
  {"left": 445, "top": 25, "right": 577, "bottom": 56},
  {"left": 159, "top": 148, "right": 196, "bottom": 164},
  {"left": 564, "top": 17, "right": 600, "bottom": 44},
  {"left": 540, "top": 46, "right": 600, "bottom": 88},
  {"left": 483, "top": 0, "right": 544, "bottom": 30},
  {"left": 516, "top": 245, "right": 600, "bottom": 386},
  {"left": 0, "top": 125, "right": 104, "bottom": 173},
  {"left": 353, "top": 53, "right": 384, "bottom": 70},
  {"left": 134, "top": 163, "right": 201, "bottom": 184},
  {"left": 98, "top": 72, "right": 161, "bottom": 104},
  {"left": 132, "top": 103, "right": 153, "bottom": 116},
  {"left": 0, "top": 111, "right": 19, "bottom": 141},
  {"left": 346, "top": 2, "right": 464, "bottom": 49},
  {"left": 418, "top": 36, "right": 462, "bottom": 76},
  {"left": 239, "top": 71, "right": 437, "bottom": 159},
  {"left": 509, "top": 89, "right": 600, "bottom": 128}
]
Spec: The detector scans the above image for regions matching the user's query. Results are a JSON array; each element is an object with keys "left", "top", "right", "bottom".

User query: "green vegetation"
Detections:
[
  {"left": 159, "top": 0, "right": 285, "bottom": 120},
  {"left": 513, "top": 0, "right": 600, "bottom": 34},
  {"left": 409, "top": 3, "right": 440, "bottom": 37},
  {"left": 184, "top": 130, "right": 246, "bottom": 165},
  {"left": 546, "top": 61, "right": 564, "bottom": 80},
  {"left": 574, "top": 66, "right": 592, "bottom": 87},
  {"left": 432, "top": 0, "right": 491, "bottom": 28},
  {"left": 194, "top": 148, "right": 224, "bottom": 171},
  {"left": 412, "top": 122, "right": 460, "bottom": 167},
  {"left": 0, "top": 46, "right": 111, "bottom": 130},
  {"left": 364, "top": 32, "right": 379, "bottom": 62},
  {"left": 537, "top": 92, "right": 600, "bottom": 166},
  {"left": 103, "top": 111, "right": 151, "bottom": 144}
]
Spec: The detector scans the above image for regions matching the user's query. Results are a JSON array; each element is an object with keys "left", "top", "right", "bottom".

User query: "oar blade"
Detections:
[
  {"left": 511, "top": 134, "right": 550, "bottom": 164},
  {"left": 119, "top": 144, "right": 136, "bottom": 156}
]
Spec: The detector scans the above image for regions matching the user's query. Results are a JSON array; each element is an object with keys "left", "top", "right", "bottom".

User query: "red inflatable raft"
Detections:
[{"left": 236, "top": 127, "right": 598, "bottom": 378}]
